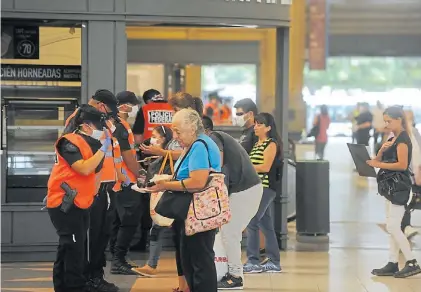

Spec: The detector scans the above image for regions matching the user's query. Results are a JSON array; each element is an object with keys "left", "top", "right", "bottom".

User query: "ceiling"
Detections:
[{"left": 322, "top": 0, "right": 421, "bottom": 56}]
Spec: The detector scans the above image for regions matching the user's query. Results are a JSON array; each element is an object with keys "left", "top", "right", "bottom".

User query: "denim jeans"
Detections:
[{"left": 246, "top": 187, "right": 280, "bottom": 266}]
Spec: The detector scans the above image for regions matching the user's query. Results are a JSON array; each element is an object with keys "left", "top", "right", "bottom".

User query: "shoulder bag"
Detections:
[{"left": 184, "top": 139, "right": 231, "bottom": 236}]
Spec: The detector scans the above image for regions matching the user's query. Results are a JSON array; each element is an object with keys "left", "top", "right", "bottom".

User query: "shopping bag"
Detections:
[
  {"left": 150, "top": 192, "right": 174, "bottom": 227},
  {"left": 214, "top": 232, "right": 228, "bottom": 281},
  {"left": 150, "top": 152, "right": 175, "bottom": 227}
]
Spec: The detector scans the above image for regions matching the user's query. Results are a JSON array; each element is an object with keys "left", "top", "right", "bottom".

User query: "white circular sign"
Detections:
[{"left": 17, "top": 40, "right": 36, "bottom": 58}]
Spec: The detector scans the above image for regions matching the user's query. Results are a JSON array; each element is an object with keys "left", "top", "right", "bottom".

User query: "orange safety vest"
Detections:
[
  {"left": 204, "top": 103, "right": 221, "bottom": 122},
  {"left": 100, "top": 130, "right": 118, "bottom": 183},
  {"left": 142, "top": 102, "right": 174, "bottom": 140},
  {"left": 220, "top": 105, "right": 232, "bottom": 122},
  {"left": 119, "top": 119, "right": 138, "bottom": 183},
  {"left": 112, "top": 139, "right": 125, "bottom": 192},
  {"left": 47, "top": 133, "right": 100, "bottom": 209}
]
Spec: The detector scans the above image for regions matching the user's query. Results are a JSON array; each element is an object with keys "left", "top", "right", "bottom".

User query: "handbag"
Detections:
[
  {"left": 307, "top": 115, "right": 320, "bottom": 138},
  {"left": 155, "top": 150, "right": 193, "bottom": 221},
  {"left": 184, "top": 139, "right": 231, "bottom": 236},
  {"left": 150, "top": 152, "right": 175, "bottom": 226}
]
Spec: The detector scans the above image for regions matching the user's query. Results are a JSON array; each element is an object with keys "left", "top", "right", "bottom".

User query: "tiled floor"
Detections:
[{"left": 2, "top": 138, "right": 421, "bottom": 291}]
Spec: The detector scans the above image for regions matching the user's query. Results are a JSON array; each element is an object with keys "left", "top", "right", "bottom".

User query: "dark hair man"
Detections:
[
  {"left": 132, "top": 89, "right": 174, "bottom": 144},
  {"left": 202, "top": 115, "right": 263, "bottom": 290},
  {"left": 204, "top": 91, "right": 222, "bottom": 123},
  {"left": 355, "top": 102, "right": 373, "bottom": 146},
  {"left": 109, "top": 91, "right": 144, "bottom": 276},
  {"left": 233, "top": 98, "right": 259, "bottom": 154},
  {"left": 64, "top": 89, "right": 118, "bottom": 134}
]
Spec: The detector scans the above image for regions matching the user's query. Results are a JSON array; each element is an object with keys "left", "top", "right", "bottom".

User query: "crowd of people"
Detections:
[{"left": 45, "top": 89, "right": 284, "bottom": 292}]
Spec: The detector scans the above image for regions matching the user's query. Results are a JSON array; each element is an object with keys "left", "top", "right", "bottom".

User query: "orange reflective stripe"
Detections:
[
  {"left": 65, "top": 108, "right": 80, "bottom": 127},
  {"left": 47, "top": 133, "right": 98, "bottom": 209},
  {"left": 119, "top": 119, "right": 138, "bottom": 183}
]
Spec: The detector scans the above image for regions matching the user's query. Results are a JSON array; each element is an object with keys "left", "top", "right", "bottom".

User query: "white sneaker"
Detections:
[{"left": 404, "top": 226, "right": 418, "bottom": 239}]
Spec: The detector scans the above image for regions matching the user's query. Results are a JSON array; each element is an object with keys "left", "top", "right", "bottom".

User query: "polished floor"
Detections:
[{"left": 2, "top": 138, "right": 421, "bottom": 291}]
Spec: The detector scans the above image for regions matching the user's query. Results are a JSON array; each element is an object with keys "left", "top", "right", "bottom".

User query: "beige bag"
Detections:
[{"left": 150, "top": 152, "right": 174, "bottom": 227}]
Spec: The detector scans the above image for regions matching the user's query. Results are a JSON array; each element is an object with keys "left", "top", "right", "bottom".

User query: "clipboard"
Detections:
[{"left": 347, "top": 143, "right": 377, "bottom": 178}]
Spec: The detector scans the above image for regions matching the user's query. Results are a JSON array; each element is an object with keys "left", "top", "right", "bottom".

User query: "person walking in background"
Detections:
[
  {"left": 349, "top": 103, "right": 361, "bottom": 144},
  {"left": 314, "top": 105, "right": 330, "bottom": 160},
  {"left": 355, "top": 102, "right": 373, "bottom": 146},
  {"left": 204, "top": 91, "right": 222, "bottom": 125},
  {"left": 372, "top": 101, "right": 385, "bottom": 153}
]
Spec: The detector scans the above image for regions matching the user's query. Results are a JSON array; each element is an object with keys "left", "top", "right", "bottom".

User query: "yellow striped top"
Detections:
[{"left": 249, "top": 138, "right": 273, "bottom": 188}]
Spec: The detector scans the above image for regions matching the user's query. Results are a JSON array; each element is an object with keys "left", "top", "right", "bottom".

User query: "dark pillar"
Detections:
[
  {"left": 81, "top": 21, "right": 127, "bottom": 102},
  {"left": 274, "top": 27, "right": 290, "bottom": 250}
]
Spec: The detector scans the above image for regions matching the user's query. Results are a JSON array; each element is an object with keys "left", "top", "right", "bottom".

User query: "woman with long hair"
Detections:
[
  {"left": 367, "top": 106, "right": 421, "bottom": 278},
  {"left": 244, "top": 112, "right": 283, "bottom": 274}
]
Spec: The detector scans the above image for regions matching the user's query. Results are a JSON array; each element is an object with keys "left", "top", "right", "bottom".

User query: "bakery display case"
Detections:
[{"left": 1, "top": 87, "right": 79, "bottom": 203}]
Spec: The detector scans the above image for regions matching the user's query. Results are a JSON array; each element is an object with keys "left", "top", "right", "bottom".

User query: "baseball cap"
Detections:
[
  {"left": 77, "top": 104, "right": 107, "bottom": 129},
  {"left": 116, "top": 91, "right": 140, "bottom": 105},
  {"left": 92, "top": 89, "right": 118, "bottom": 115}
]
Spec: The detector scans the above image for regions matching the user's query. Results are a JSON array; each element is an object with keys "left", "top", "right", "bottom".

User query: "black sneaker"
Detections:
[
  {"left": 87, "top": 277, "right": 119, "bottom": 292},
  {"left": 394, "top": 260, "right": 421, "bottom": 278},
  {"left": 111, "top": 261, "right": 142, "bottom": 276},
  {"left": 217, "top": 273, "right": 243, "bottom": 290},
  {"left": 371, "top": 262, "right": 399, "bottom": 276}
]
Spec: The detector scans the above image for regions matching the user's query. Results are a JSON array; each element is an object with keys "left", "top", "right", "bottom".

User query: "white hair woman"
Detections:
[{"left": 147, "top": 108, "right": 221, "bottom": 292}]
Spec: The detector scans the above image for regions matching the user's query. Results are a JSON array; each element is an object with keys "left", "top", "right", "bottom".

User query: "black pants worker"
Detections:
[
  {"left": 110, "top": 184, "right": 143, "bottom": 264},
  {"left": 49, "top": 206, "right": 90, "bottom": 292},
  {"left": 85, "top": 183, "right": 116, "bottom": 279}
]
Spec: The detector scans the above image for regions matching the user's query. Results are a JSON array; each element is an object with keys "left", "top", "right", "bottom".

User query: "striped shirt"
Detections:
[{"left": 249, "top": 138, "right": 273, "bottom": 188}]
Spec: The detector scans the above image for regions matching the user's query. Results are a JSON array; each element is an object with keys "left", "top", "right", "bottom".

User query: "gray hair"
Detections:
[{"left": 173, "top": 108, "right": 204, "bottom": 136}]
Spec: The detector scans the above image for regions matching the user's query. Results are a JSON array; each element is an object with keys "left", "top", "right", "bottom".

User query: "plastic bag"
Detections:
[{"left": 214, "top": 232, "right": 228, "bottom": 281}]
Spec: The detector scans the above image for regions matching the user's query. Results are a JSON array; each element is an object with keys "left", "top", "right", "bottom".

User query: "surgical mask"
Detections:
[
  {"left": 150, "top": 137, "right": 158, "bottom": 145},
  {"left": 128, "top": 105, "right": 139, "bottom": 118},
  {"left": 91, "top": 129, "right": 104, "bottom": 140},
  {"left": 233, "top": 115, "right": 247, "bottom": 127}
]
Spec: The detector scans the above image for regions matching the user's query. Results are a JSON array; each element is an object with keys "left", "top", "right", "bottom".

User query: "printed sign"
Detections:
[
  {"left": 1, "top": 26, "right": 40, "bottom": 60},
  {"left": 147, "top": 110, "right": 174, "bottom": 124},
  {"left": 1, "top": 64, "right": 82, "bottom": 82}
]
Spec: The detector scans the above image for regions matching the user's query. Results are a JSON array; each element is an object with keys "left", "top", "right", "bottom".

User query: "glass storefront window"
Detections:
[{"left": 201, "top": 64, "right": 257, "bottom": 125}]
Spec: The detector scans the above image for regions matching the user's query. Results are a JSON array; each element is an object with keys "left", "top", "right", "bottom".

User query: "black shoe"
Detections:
[
  {"left": 394, "top": 260, "right": 421, "bottom": 278},
  {"left": 111, "top": 261, "right": 142, "bottom": 276},
  {"left": 371, "top": 262, "right": 399, "bottom": 276},
  {"left": 217, "top": 273, "right": 243, "bottom": 290},
  {"left": 87, "top": 277, "right": 119, "bottom": 292}
]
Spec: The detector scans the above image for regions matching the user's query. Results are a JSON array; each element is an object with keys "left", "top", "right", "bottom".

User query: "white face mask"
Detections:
[
  {"left": 128, "top": 105, "right": 139, "bottom": 118},
  {"left": 91, "top": 129, "right": 104, "bottom": 140},
  {"left": 233, "top": 115, "right": 247, "bottom": 127},
  {"left": 150, "top": 137, "right": 158, "bottom": 146}
]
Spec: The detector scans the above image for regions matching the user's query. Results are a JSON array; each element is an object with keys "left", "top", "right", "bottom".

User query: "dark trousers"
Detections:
[
  {"left": 180, "top": 228, "right": 217, "bottom": 292},
  {"left": 110, "top": 184, "right": 143, "bottom": 261},
  {"left": 356, "top": 133, "right": 370, "bottom": 146},
  {"left": 85, "top": 183, "right": 116, "bottom": 279},
  {"left": 173, "top": 220, "right": 184, "bottom": 276},
  {"left": 48, "top": 206, "right": 90, "bottom": 292}
]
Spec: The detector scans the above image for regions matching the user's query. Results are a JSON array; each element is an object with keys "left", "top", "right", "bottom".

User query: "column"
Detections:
[
  {"left": 81, "top": 21, "right": 127, "bottom": 102},
  {"left": 274, "top": 27, "right": 290, "bottom": 250},
  {"left": 185, "top": 65, "right": 202, "bottom": 97}
]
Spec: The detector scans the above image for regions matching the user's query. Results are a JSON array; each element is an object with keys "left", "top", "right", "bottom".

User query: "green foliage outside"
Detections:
[{"left": 304, "top": 57, "right": 421, "bottom": 92}]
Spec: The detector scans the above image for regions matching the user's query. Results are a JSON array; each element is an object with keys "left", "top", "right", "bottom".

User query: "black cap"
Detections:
[
  {"left": 116, "top": 91, "right": 140, "bottom": 105},
  {"left": 77, "top": 104, "right": 107, "bottom": 129},
  {"left": 143, "top": 89, "right": 163, "bottom": 103},
  {"left": 92, "top": 89, "right": 118, "bottom": 115}
]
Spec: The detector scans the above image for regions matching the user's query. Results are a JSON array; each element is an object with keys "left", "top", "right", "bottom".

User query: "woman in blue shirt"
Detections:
[{"left": 147, "top": 108, "right": 221, "bottom": 292}]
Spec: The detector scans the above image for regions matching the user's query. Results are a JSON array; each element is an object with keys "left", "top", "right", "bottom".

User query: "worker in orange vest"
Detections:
[
  {"left": 204, "top": 91, "right": 222, "bottom": 125},
  {"left": 64, "top": 90, "right": 120, "bottom": 291},
  {"left": 64, "top": 89, "right": 119, "bottom": 134},
  {"left": 109, "top": 91, "right": 144, "bottom": 276},
  {"left": 46, "top": 105, "right": 110, "bottom": 292},
  {"left": 132, "top": 89, "right": 174, "bottom": 144},
  {"left": 220, "top": 97, "right": 233, "bottom": 125}
]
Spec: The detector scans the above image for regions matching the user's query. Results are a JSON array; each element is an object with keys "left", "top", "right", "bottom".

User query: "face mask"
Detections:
[
  {"left": 150, "top": 137, "right": 158, "bottom": 145},
  {"left": 128, "top": 105, "right": 139, "bottom": 118},
  {"left": 234, "top": 115, "right": 247, "bottom": 127},
  {"left": 91, "top": 129, "right": 104, "bottom": 140}
]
